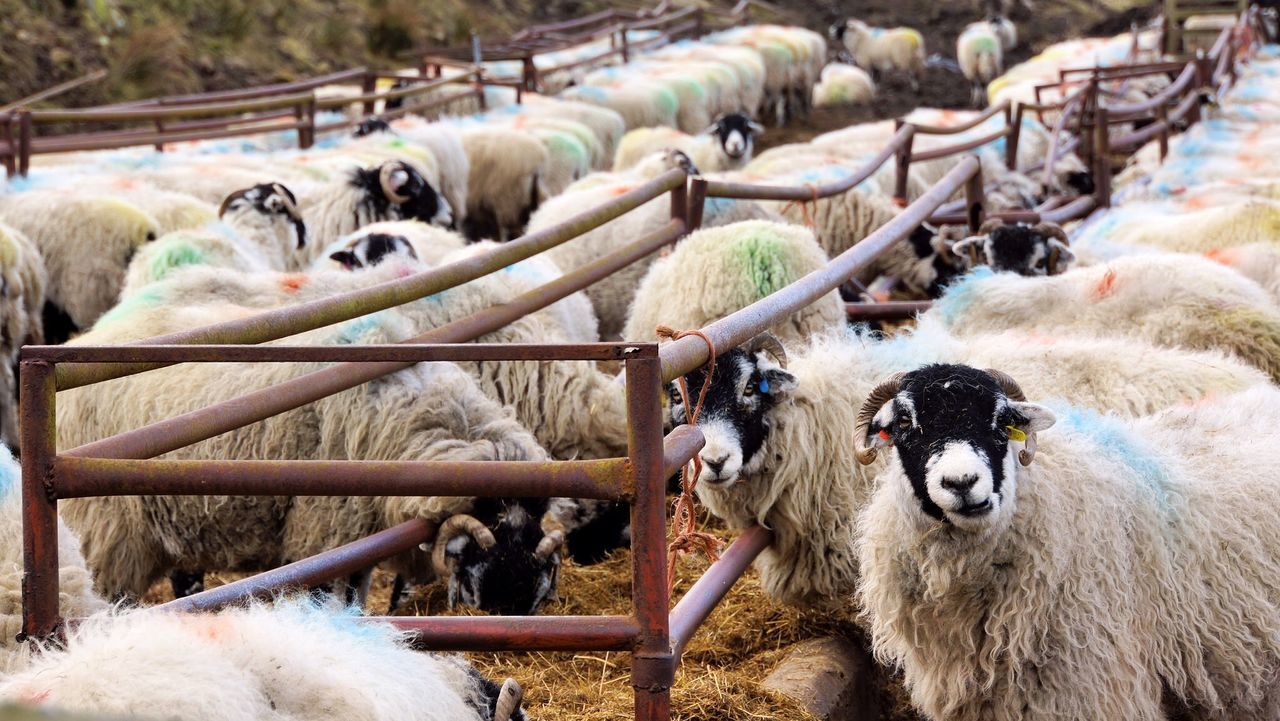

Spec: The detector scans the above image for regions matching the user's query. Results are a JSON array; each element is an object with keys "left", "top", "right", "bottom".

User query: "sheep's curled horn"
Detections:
[
  {"left": 853, "top": 372, "right": 906, "bottom": 465},
  {"left": 984, "top": 368, "right": 1038, "bottom": 466},
  {"left": 1033, "top": 222, "right": 1071, "bottom": 276},
  {"left": 269, "top": 182, "right": 303, "bottom": 222},
  {"left": 431, "top": 514, "right": 496, "bottom": 577},
  {"left": 379, "top": 162, "right": 412, "bottom": 205},
  {"left": 494, "top": 678, "right": 523, "bottom": 721},
  {"left": 534, "top": 529, "right": 564, "bottom": 562},
  {"left": 745, "top": 331, "right": 788, "bottom": 368}
]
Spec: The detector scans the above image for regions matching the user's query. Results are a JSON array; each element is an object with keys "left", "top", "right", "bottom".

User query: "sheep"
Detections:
[
  {"left": 531, "top": 174, "right": 780, "bottom": 339},
  {"left": 458, "top": 127, "right": 549, "bottom": 242},
  {"left": 1077, "top": 200, "right": 1280, "bottom": 255},
  {"left": 58, "top": 286, "right": 566, "bottom": 613},
  {"left": 0, "top": 222, "right": 45, "bottom": 445},
  {"left": 622, "top": 220, "right": 844, "bottom": 345},
  {"left": 0, "top": 192, "right": 160, "bottom": 342},
  {"left": 929, "top": 254, "right": 1280, "bottom": 381},
  {"left": 950, "top": 220, "right": 1075, "bottom": 277},
  {"left": 302, "top": 159, "right": 453, "bottom": 254},
  {"left": 958, "top": 21, "right": 1005, "bottom": 107},
  {"left": 812, "top": 63, "right": 876, "bottom": 107},
  {"left": 561, "top": 82, "right": 680, "bottom": 132},
  {"left": 613, "top": 113, "right": 764, "bottom": 174},
  {"left": 855, "top": 364, "right": 1280, "bottom": 720},
  {"left": 0, "top": 598, "right": 528, "bottom": 721},
  {"left": 119, "top": 183, "right": 311, "bottom": 298},
  {"left": 321, "top": 220, "right": 467, "bottom": 272},
  {"left": 0, "top": 446, "right": 106, "bottom": 673},
  {"left": 832, "top": 19, "right": 926, "bottom": 91},
  {"left": 382, "top": 121, "right": 470, "bottom": 228},
  {"left": 668, "top": 321, "right": 1267, "bottom": 607}
]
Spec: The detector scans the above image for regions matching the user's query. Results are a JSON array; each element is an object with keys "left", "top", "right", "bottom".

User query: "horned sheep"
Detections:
[
  {"left": 670, "top": 320, "right": 1267, "bottom": 607},
  {"left": 613, "top": 113, "right": 765, "bottom": 174},
  {"left": 929, "top": 254, "right": 1280, "bottom": 381},
  {"left": 302, "top": 159, "right": 454, "bottom": 253},
  {"left": 856, "top": 363, "right": 1280, "bottom": 720}
]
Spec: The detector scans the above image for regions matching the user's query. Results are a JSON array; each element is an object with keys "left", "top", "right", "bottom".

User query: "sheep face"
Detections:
[
  {"left": 860, "top": 364, "right": 1054, "bottom": 531},
  {"left": 434, "top": 501, "right": 563, "bottom": 616},
  {"left": 353, "top": 116, "right": 392, "bottom": 137},
  {"left": 1065, "top": 171, "right": 1095, "bottom": 196},
  {"left": 669, "top": 345, "right": 797, "bottom": 487},
  {"left": 704, "top": 113, "right": 764, "bottom": 163},
  {"left": 219, "top": 183, "right": 308, "bottom": 254},
  {"left": 329, "top": 233, "right": 418, "bottom": 270},
  {"left": 951, "top": 222, "right": 1075, "bottom": 277},
  {"left": 355, "top": 162, "right": 453, "bottom": 229}
]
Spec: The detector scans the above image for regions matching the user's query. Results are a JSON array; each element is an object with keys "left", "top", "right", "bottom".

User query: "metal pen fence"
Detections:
[{"left": 15, "top": 12, "right": 1258, "bottom": 720}]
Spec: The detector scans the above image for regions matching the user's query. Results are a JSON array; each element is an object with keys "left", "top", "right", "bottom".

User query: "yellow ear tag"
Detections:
[{"left": 1006, "top": 426, "right": 1027, "bottom": 442}]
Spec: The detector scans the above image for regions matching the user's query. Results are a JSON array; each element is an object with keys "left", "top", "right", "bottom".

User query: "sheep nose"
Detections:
[
  {"left": 940, "top": 475, "right": 979, "bottom": 493},
  {"left": 703, "top": 454, "right": 730, "bottom": 475}
]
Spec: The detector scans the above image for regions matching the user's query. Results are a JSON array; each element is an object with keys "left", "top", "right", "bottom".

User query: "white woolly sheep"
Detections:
[
  {"left": 302, "top": 159, "right": 453, "bottom": 254},
  {"left": 623, "top": 220, "right": 843, "bottom": 345},
  {"left": 561, "top": 82, "right": 680, "bottom": 132},
  {"left": 0, "top": 598, "right": 527, "bottom": 721},
  {"left": 0, "top": 446, "right": 106, "bottom": 673},
  {"left": 59, "top": 284, "right": 563, "bottom": 612},
  {"left": 613, "top": 113, "right": 764, "bottom": 174},
  {"left": 930, "top": 255, "right": 1280, "bottom": 381},
  {"left": 833, "top": 19, "right": 926, "bottom": 91},
  {"left": 0, "top": 192, "right": 160, "bottom": 342},
  {"left": 812, "top": 63, "right": 876, "bottom": 107},
  {"left": 856, "top": 364, "right": 1280, "bottom": 720},
  {"left": 458, "top": 127, "right": 549, "bottom": 242},
  {"left": 531, "top": 177, "right": 780, "bottom": 339},
  {"left": 958, "top": 21, "right": 1005, "bottom": 107},
  {"left": 120, "top": 183, "right": 310, "bottom": 297},
  {"left": 670, "top": 320, "right": 1267, "bottom": 607},
  {"left": 0, "top": 222, "right": 45, "bottom": 447}
]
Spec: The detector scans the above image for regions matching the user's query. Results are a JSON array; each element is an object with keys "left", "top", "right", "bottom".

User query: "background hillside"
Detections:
[{"left": 2, "top": 0, "right": 1154, "bottom": 109}]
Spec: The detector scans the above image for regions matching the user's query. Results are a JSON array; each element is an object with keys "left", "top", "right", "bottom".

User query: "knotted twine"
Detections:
[
  {"left": 780, "top": 183, "right": 821, "bottom": 236},
  {"left": 654, "top": 324, "right": 724, "bottom": 597}
]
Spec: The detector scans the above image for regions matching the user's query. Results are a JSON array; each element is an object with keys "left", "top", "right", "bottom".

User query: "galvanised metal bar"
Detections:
[
  {"left": 19, "top": 360, "right": 59, "bottom": 640},
  {"left": 660, "top": 157, "right": 981, "bottom": 382},
  {"left": 30, "top": 342, "right": 648, "bottom": 364},
  {"left": 384, "top": 616, "right": 640, "bottom": 652},
  {"left": 845, "top": 301, "right": 933, "bottom": 320},
  {"left": 626, "top": 355, "right": 674, "bottom": 721},
  {"left": 57, "top": 169, "right": 688, "bottom": 391},
  {"left": 156, "top": 518, "right": 435, "bottom": 613},
  {"left": 61, "top": 221, "right": 681, "bottom": 462},
  {"left": 698, "top": 124, "right": 914, "bottom": 201},
  {"left": 53, "top": 457, "right": 633, "bottom": 501},
  {"left": 668, "top": 525, "right": 773, "bottom": 660}
]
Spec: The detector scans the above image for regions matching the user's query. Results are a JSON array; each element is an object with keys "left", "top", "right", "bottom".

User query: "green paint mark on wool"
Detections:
[
  {"left": 0, "top": 230, "right": 16, "bottom": 267},
  {"left": 733, "top": 233, "right": 792, "bottom": 299},
  {"left": 95, "top": 285, "right": 166, "bottom": 328},
  {"left": 146, "top": 241, "right": 206, "bottom": 283},
  {"left": 544, "top": 132, "right": 588, "bottom": 166},
  {"left": 970, "top": 35, "right": 999, "bottom": 53},
  {"left": 654, "top": 87, "right": 679, "bottom": 116}
]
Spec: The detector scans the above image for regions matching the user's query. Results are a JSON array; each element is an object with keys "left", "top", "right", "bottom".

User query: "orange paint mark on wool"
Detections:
[
  {"left": 19, "top": 688, "right": 50, "bottom": 704},
  {"left": 1182, "top": 195, "right": 1210, "bottom": 211},
  {"left": 1092, "top": 267, "right": 1118, "bottom": 300},
  {"left": 280, "top": 274, "right": 308, "bottom": 292},
  {"left": 1204, "top": 247, "right": 1239, "bottom": 265}
]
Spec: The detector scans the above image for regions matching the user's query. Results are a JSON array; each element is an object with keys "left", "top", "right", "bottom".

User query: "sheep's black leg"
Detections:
[
  {"left": 169, "top": 569, "right": 205, "bottom": 599},
  {"left": 388, "top": 575, "right": 408, "bottom": 613}
]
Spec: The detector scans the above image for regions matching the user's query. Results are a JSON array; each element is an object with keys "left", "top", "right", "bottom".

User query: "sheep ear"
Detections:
[
  {"left": 747, "top": 121, "right": 765, "bottom": 136},
  {"left": 329, "top": 250, "right": 360, "bottom": 270},
  {"left": 1009, "top": 402, "right": 1056, "bottom": 433},
  {"left": 760, "top": 368, "right": 798, "bottom": 398}
]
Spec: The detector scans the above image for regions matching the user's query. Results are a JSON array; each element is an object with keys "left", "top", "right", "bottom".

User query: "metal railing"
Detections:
[{"left": 1, "top": 69, "right": 484, "bottom": 177}]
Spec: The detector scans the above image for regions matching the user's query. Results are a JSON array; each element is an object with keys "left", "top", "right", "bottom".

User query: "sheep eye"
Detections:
[
  {"left": 897, "top": 415, "right": 911, "bottom": 429},
  {"left": 742, "top": 385, "right": 755, "bottom": 398}
]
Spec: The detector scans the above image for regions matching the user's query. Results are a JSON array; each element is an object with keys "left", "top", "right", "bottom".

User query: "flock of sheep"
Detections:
[{"left": 0, "top": 6, "right": 1275, "bottom": 721}]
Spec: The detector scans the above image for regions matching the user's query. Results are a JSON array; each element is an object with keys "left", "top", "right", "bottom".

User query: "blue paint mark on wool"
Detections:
[
  {"left": 0, "top": 446, "right": 17, "bottom": 499},
  {"left": 335, "top": 312, "right": 392, "bottom": 344},
  {"left": 932, "top": 266, "right": 994, "bottom": 325},
  {"left": 1050, "top": 403, "right": 1171, "bottom": 504},
  {"left": 570, "top": 85, "right": 609, "bottom": 102}
]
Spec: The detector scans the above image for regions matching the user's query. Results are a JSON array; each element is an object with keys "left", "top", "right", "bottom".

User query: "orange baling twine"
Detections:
[
  {"left": 780, "top": 183, "right": 821, "bottom": 235},
  {"left": 654, "top": 324, "right": 724, "bottom": 597}
]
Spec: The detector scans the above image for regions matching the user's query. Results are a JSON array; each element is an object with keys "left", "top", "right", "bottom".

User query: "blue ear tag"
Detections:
[{"left": 759, "top": 378, "right": 770, "bottom": 393}]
